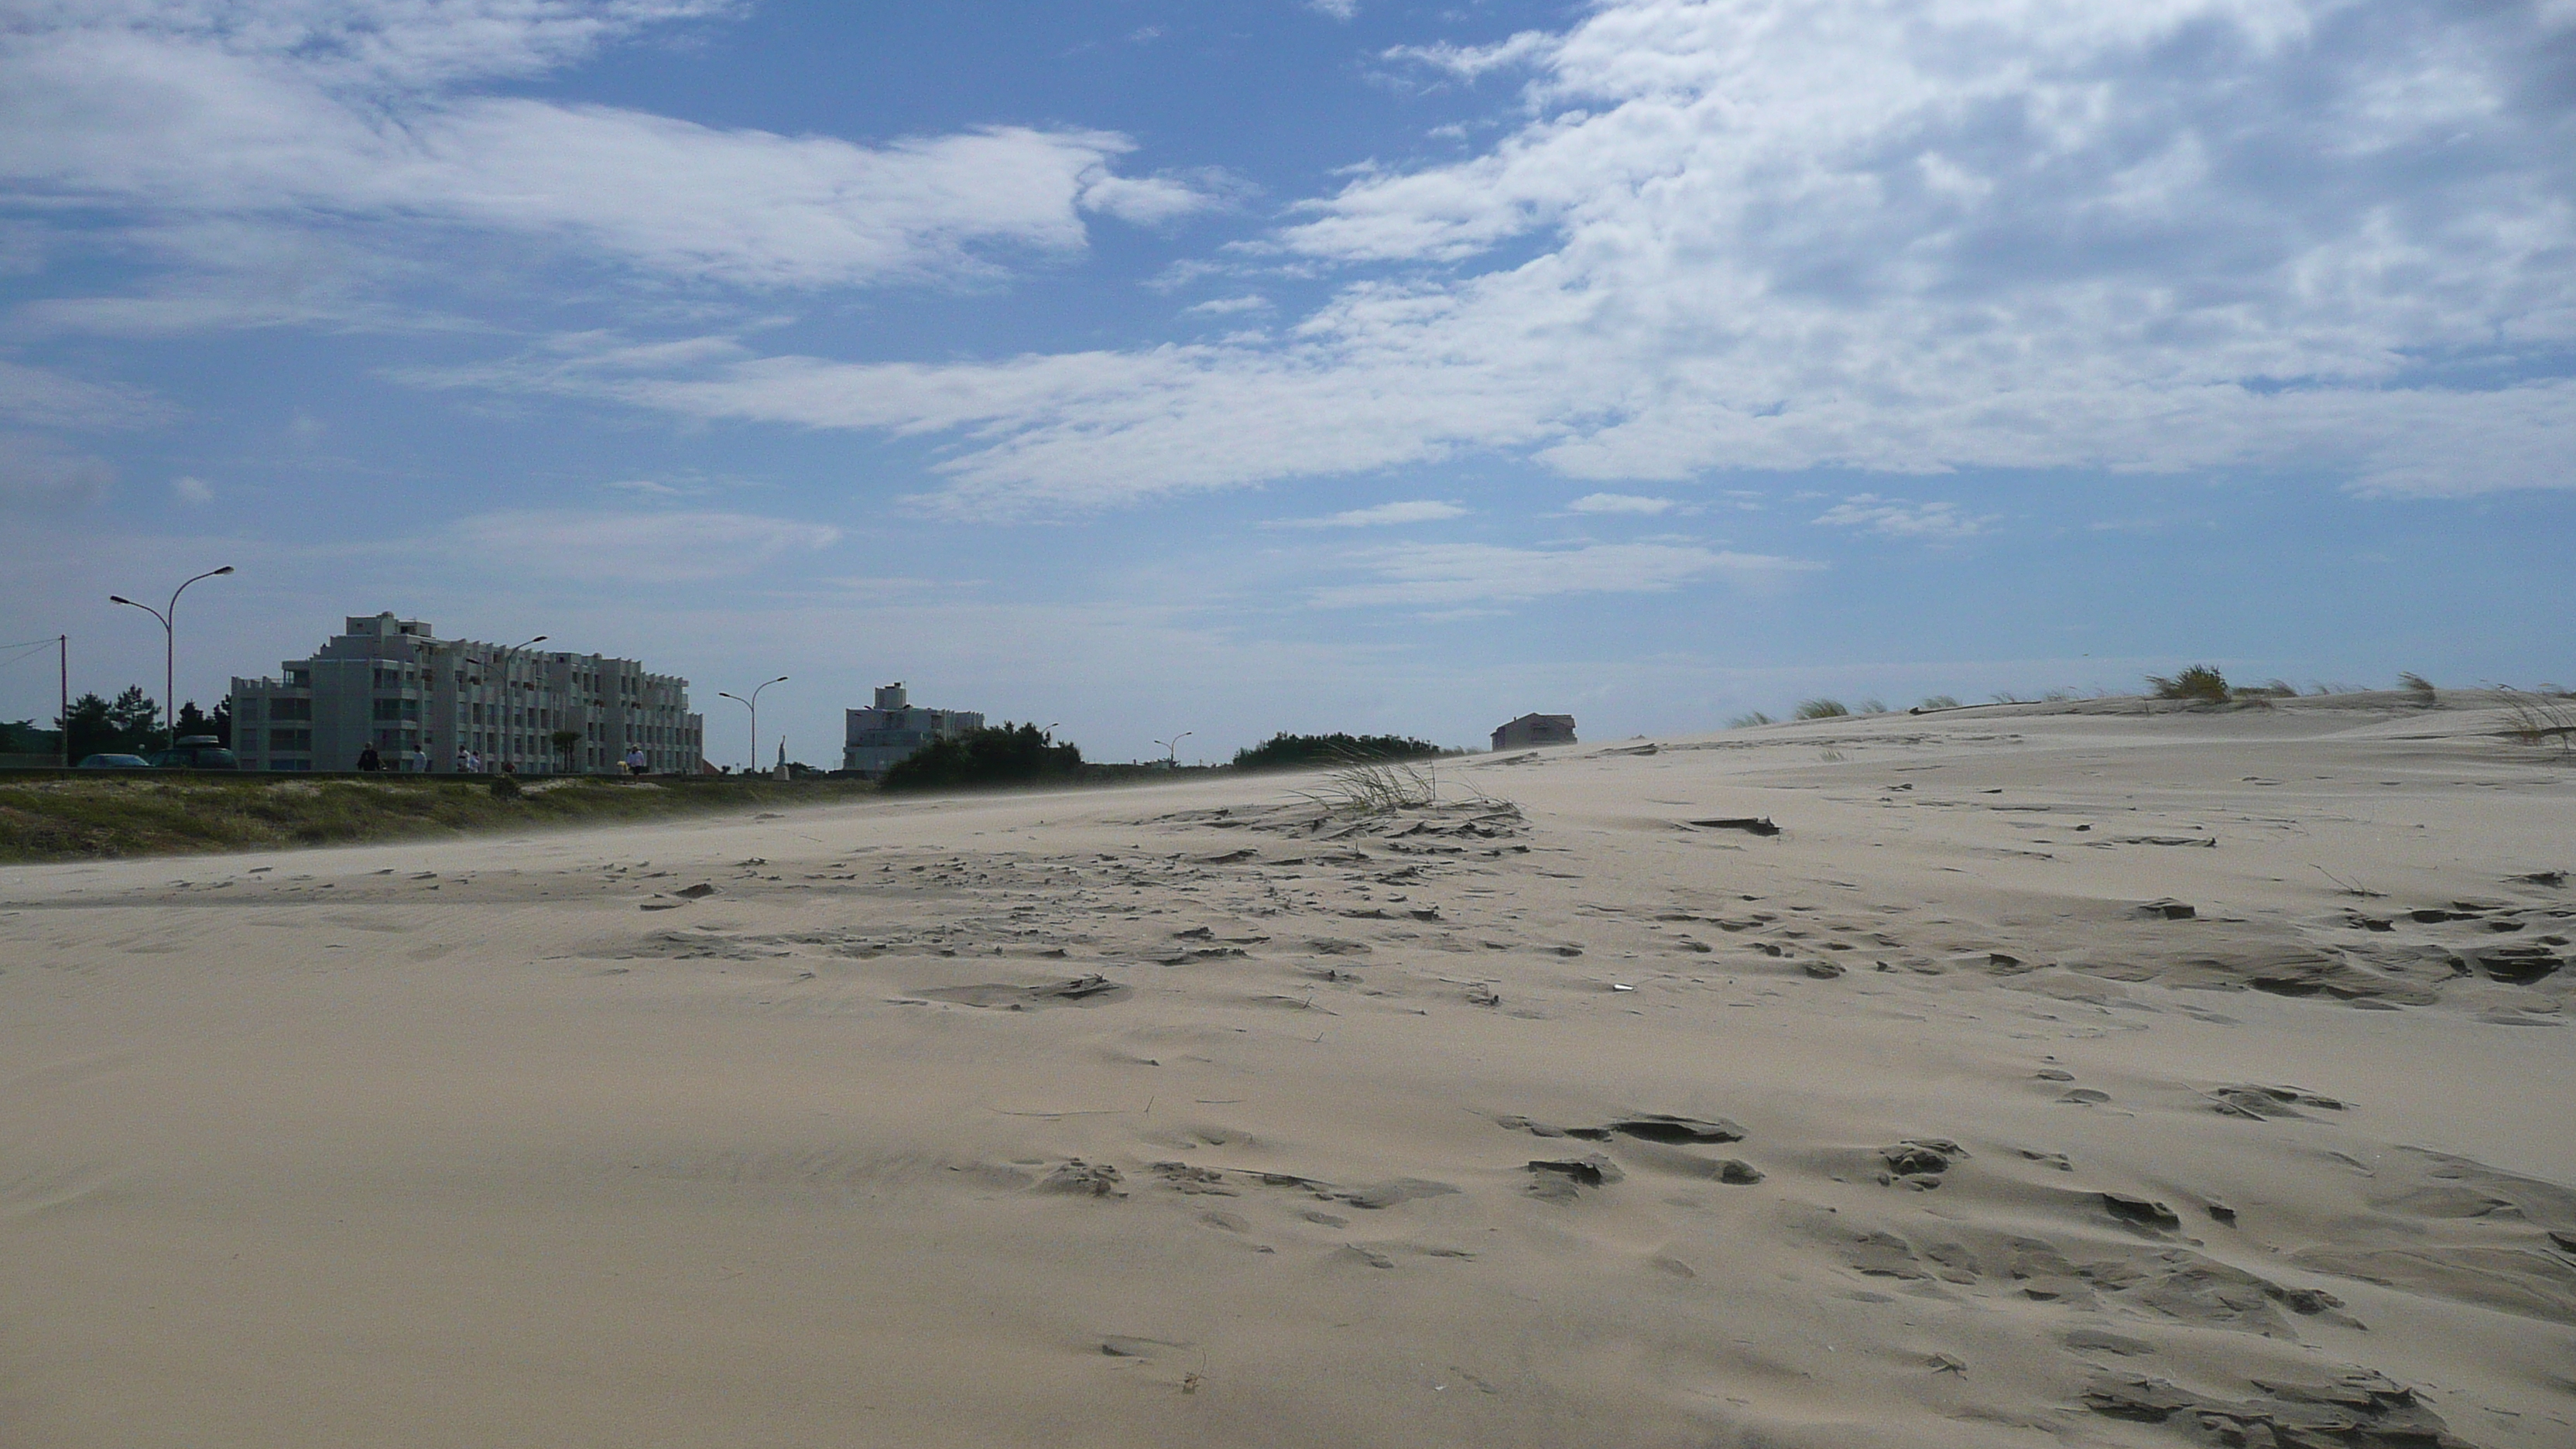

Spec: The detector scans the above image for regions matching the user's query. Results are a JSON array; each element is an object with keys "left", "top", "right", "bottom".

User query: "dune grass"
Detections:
[
  {"left": 0, "top": 772, "right": 874, "bottom": 863},
  {"left": 2147, "top": 665, "right": 2231, "bottom": 703},
  {"left": 2498, "top": 689, "right": 2576, "bottom": 760},
  {"left": 1296, "top": 759, "right": 1444, "bottom": 814}
]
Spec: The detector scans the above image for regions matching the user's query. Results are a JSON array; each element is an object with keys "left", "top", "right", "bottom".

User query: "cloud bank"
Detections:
[{"left": 484, "top": 0, "right": 2576, "bottom": 512}]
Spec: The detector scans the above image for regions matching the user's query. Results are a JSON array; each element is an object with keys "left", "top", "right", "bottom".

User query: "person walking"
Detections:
[
  {"left": 624, "top": 745, "right": 648, "bottom": 776},
  {"left": 356, "top": 742, "right": 382, "bottom": 772}
]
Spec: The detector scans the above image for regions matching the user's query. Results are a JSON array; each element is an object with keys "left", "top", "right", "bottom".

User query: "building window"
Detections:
[{"left": 270, "top": 697, "right": 312, "bottom": 721}]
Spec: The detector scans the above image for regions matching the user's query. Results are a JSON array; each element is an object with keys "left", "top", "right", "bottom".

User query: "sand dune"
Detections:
[{"left": 4, "top": 694, "right": 2571, "bottom": 1447}]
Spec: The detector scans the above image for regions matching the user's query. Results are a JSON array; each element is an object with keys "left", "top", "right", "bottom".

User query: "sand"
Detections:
[{"left": 3, "top": 692, "right": 2571, "bottom": 1447}]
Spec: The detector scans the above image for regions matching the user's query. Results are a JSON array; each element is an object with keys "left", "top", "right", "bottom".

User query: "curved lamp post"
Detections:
[
  {"left": 109, "top": 564, "right": 233, "bottom": 748},
  {"left": 1153, "top": 729, "right": 1193, "bottom": 769},
  {"left": 474, "top": 635, "right": 546, "bottom": 771},
  {"left": 717, "top": 676, "right": 788, "bottom": 772}
]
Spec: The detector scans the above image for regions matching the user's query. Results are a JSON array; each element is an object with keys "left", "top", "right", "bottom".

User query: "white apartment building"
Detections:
[
  {"left": 230, "top": 612, "right": 703, "bottom": 773},
  {"left": 842, "top": 682, "right": 983, "bottom": 776}
]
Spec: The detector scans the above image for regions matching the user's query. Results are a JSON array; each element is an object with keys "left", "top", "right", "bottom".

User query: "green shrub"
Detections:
[
  {"left": 1917, "top": 695, "right": 1961, "bottom": 711},
  {"left": 488, "top": 774, "right": 522, "bottom": 799},
  {"left": 2397, "top": 672, "right": 2437, "bottom": 707},
  {"left": 1794, "top": 698, "right": 1848, "bottom": 720},
  {"left": 1232, "top": 731, "right": 1444, "bottom": 771},
  {"left": 2146, "top": 666, "right": 2230, "bottom": 703},
  {"left": 1726, "top": 711, "right": 1773, "bottom": 728},
  {"left": 881, "top": 724, "right": 1083, "bottom": 792}
]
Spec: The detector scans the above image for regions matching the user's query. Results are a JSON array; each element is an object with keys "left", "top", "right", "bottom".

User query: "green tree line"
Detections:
[
  {"left": 1231, "top": 731, "right": 1445, "bottom": 771},
  {"left": 2, "top": 690, "right": 232, "bottom": 762}
]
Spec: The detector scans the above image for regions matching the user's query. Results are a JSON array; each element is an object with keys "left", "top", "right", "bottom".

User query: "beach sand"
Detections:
[{"left": 4, "top": 693, "right": 2571, "bottom": 1447}]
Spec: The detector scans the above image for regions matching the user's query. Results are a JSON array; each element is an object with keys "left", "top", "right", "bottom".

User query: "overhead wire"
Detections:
[{"left": 0, "top": 638, "right": 63, "bottom": 668}]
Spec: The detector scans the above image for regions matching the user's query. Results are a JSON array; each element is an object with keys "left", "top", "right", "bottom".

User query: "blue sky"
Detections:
[{"left": 3, "top": 0, "right": 2571, "bottom": 766}]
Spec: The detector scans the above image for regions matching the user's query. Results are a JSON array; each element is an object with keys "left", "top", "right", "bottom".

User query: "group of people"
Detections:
[
  {"left": 394, "top": 742, "right": 654, "bottom": 778},
  {"left": 344, "top": 737, "right": 654, "bottom": 773},
  {"left": 348, "top": 742, "right": 653, "bottom": 776},
  {"left": 351, "top": 744, "right": 429, "bottom": 772}
]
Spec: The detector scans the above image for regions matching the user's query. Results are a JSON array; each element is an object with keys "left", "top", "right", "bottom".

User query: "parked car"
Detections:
[
  {"left": 148, "top": 735, "right": 240, "bottom": 770},
  {"left": 75, "top": 752, "right": 154, "bottom": 769}
]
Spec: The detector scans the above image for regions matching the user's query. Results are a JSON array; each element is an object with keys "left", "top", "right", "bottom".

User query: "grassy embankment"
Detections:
[{"left": 0, "top": 772, "right": 875, "bottom": 864}]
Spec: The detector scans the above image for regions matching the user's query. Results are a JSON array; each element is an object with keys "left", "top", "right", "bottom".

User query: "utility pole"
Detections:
[
  {"left": 109, "top": 564, "right": 233, "bottom": 748},
  {"left": 58, "top": 634, "right": 68, "bottom": 768}
]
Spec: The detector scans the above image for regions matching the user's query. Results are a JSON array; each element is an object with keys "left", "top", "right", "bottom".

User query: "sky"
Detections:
[{"left": 2, "top": 0, "right": 2571, "bottom": 766}]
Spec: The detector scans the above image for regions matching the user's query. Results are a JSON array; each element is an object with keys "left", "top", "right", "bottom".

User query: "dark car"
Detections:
[
  {"left": 76, "top": 752, "right": 154, "bottom": 769},
  {"left": 149, "top": 735, "right": 240, "bottom": 770}
]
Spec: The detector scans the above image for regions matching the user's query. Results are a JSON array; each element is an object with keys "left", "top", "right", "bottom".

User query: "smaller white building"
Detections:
[{"left": 843, "top": 683, "right": 984, "bottom": 776}]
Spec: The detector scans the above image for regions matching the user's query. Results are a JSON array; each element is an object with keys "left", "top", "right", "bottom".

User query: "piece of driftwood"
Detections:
[{"left": 1688, "top": 817, "right": 1780, "bottom": 836}]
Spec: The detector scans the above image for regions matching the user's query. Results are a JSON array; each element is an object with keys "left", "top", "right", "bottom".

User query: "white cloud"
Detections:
[
  {"left": 1381, "top": 31, "right": 1559, "bottom": 83},
  {"left": 1308, "top": 1, "right": 1361, "bottom": 20},
  {"left": 9, "top": 218, "right": 481, "bottom": 337},
  {"left": 1079, "top": 170, "right": 1227, "bottom": 228},
  {"left": 0, "top": 358, "right": 169, "bottom": 430},
  {"left": 172, "top": 474, "right": 214, "bottom": 505},
  {"left": 20, "top": 293, "right": 435, "bottom": 337},
  {"left": 1567, "top": 492, "right": 1677, "bottom": 515},
  {"left": 1185, "top": 295, "right": 1273, "bottom": 317},
  {"left": 448, "top": 509, "right": 842, "bottom": 584},
  {"left": 0, "top": 2, "right": 1212, "bottom": 294},
  {"left": 488, "top": 0, "right": 2576, "bottom": 509},
  {"left": 1813, "top": 494, "right": 1995, "bottom": 540},
  {"left": 603, "top": 478, "right": 687, "bottom": 496},
  {"left": 414, "top": 336, "right": 1575, "bottom": 516},
  {"left": 0, "top": 435, "right": 116, "bottom": 509},
  {"left": 1282, "top": 499, "right": 1470, "bottom": 529},
  {"left": 1314, "top": 540, "right": 1817, "bottom": 607}
]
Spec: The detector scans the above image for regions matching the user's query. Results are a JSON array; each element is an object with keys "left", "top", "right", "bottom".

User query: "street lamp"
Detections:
[
  {"left": 716, "top": 676, "right": 789, "bottom": 772},
  {"left": 1153, "top": 730, "right": 1193, "bottom": 769},
  {"left": 477, "top": 635, "right": 546, "bottom": 772},
  {"left": 109, "top": 564, "right": 233, "bottom": 748}
]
